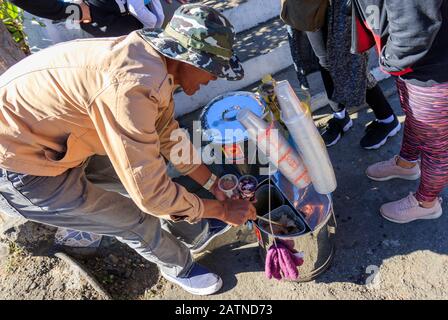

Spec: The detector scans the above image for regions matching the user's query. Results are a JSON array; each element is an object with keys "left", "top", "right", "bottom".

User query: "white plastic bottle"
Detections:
[
  {"left": 237, "top": 109, "right": 311, "bottom": 189},
  {"left": 275, "top": 80, "right": 337, "bottom": 195}
]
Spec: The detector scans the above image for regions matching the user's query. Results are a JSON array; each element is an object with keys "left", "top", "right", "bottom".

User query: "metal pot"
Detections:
[
  {"left": 253, "top": 179, "right": 336, "bottom": 282},
  {"left": 200, "top": 91, "right": 272, "bottom": 176},
  {"left": 258, "top": 205, "right": 307, "bottom": 236},
  {"left": 253, "top": 184, "right": 285, "bottom": 216}
]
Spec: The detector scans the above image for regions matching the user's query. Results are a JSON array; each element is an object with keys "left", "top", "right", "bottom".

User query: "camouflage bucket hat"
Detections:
[{"left": 138, "top": 4, "right": 244, "bottom": 81}]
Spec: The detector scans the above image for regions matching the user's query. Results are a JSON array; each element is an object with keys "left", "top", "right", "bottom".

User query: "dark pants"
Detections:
[
  {"left": 306, "top": 27, "right": 394, "bottom": 120},
  {"left": 81, "top": 13, "right": 143, "bottom": 37},
  {"left": 286, "top": 26, "right": 311, "bottom": 90},
  {"left": 81, "top": 1, "right": 181, "bottom": 37}
]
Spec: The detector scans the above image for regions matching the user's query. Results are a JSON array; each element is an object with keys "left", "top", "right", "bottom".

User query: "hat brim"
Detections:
[{"left": 138, "top": 29, "right": 244, "bottom": 81}]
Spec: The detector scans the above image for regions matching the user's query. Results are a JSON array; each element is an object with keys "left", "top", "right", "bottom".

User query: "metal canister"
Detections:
[
  {"left": 253, "top": 178, "right": 336, "bottom": 282},
  {"left": 200, "top": 91, "right": 271, "bottom": 175}
]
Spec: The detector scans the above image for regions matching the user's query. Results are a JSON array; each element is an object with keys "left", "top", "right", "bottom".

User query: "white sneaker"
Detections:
[{"left": 160, "top": 263, "right": 223, "bottom": 296}]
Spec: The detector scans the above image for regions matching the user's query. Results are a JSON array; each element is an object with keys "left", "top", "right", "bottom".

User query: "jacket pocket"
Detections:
[{"left": 44, "top": 134, "right": 90, "bottom": 168}]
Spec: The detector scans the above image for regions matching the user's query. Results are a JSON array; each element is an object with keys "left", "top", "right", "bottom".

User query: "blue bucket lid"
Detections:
[{"left": 200, "top": 91, "right": 267, "bottom": 144}]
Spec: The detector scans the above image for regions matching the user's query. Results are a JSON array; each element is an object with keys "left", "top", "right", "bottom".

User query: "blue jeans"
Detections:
[{"left": 0, "top": 156, "right": 208, "bottom": 277}]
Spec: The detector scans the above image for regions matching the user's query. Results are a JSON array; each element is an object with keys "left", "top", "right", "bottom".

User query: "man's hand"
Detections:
[
  {"left": 202, "top": 198, "right": 257, "bottom": 226},
  {"left": 127, "top": 0, "right": 165, "bottom": 28},
  {"left": 221, "top": 199, "right": 257, "bottom": 226},
  {"left": 79, "top": 2, "right": 92, "bottom": 23}
]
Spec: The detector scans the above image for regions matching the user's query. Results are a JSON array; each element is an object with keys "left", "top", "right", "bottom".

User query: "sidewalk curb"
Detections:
[
  {"left": 174, "top": 41, "right": 292, "bottom": 117},
  {"left": 220, "top": 0, "right": 280, "bottom": 33}
]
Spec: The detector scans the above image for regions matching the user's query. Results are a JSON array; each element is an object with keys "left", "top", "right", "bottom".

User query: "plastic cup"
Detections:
[
  {"left": 238, "top": 175, "right": 258, "bottom": 201},
  {"left": 218, "top": 174, "right": 239, "bottom": 198},
  {"left": 237, "top": 109, "right": 311, "bottom": 189}
]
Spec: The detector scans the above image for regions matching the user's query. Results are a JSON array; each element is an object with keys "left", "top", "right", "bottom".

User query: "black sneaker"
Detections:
[
  {"left": 360, "top": 116, "right": 401, "bottom": 150},
  {"left": 321, "top": 113, "right": 353, "bottom": 147}
]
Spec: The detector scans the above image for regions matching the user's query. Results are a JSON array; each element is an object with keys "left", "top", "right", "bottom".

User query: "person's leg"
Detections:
[
  {"left": 305, "top": 29, "right": 345, "bottom": 113},
  {"left": 85, "top": 155, "right": 210, "bottom": 249},
  {"left": 317, "top": 68, "right": 353, "bottom": 146},
  {"left": 85, "top": 155, "right": 229, "bottom": 255},
  {"left": 286, "top": 26, "right": 310, "bottom": 90},
  {"left": 0, "top": 164, "right": 224, "bottom": 294},
  {"left": 305, "top": 27, "right": 328, "bottom": 69},
  {"left": 318, "top": 67, "right": 346, "bottom": 113},
  {"left": 407, "top": 82, "right": 448, "bottom": 204},
  {"left": 360, "top": 82, "right": 402, "bottom": 149},
  {"left": 366, "top": 84, "right": 394, "bottom": 121},
  {"left": 0, "top": 164, "right": 192, "bottom": 277},
  {"left": 378, "top": 80, "right": 448, "bottom": 223},
  {"left": 397, "top": 80, "right": 421, "bottom": 164},
  {"left": 366, "top": 79, "right": 420, "bottom": 181},
  {"left": 306, "top": 26, "right": 353, "bottom": 147}
]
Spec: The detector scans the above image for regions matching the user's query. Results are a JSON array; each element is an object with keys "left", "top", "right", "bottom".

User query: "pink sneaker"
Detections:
[
  {"left": 366, "top": 156, "right": 420, "bottom": 181},
  {"left": 380, "top": 193, "right": 443, "bottom": 224}
]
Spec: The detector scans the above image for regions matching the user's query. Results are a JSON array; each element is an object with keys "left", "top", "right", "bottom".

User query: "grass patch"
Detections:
[{"left": 3, "top": 241, "right": 26, "bottom": 273}]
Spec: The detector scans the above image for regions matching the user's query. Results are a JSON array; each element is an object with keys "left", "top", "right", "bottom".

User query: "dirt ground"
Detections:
[
  {"left": 0, "top": 220, "right": 102, "bottom": 300},
  {"left": 0, "top": 250, "right": 101, "bottom": 300},
  {"left": 0, "top": 218, "right": 163, "bottom": 300}
]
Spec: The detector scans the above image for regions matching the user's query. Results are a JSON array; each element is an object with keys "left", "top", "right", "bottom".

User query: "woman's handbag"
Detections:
[{"left": 280, "top": 0, "right": 329, "bottom": 32}]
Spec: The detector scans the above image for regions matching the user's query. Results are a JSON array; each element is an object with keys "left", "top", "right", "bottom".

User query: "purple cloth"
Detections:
[{"left": 265, "top": 241, "right": 304, "bottom": 280}]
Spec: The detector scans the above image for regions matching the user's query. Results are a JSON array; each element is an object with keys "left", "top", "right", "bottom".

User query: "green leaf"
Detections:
[{"left": 1, "top": 1, "right": 29, "bottom": 53}]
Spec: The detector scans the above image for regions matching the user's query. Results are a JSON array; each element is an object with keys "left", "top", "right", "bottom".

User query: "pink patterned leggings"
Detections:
[{"left": 398, "top": 79, "right": 448, "bottom": 202}]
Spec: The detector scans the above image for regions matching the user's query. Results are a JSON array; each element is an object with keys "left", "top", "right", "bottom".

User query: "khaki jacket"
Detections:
[{"left": 0, "top": 31, "right": 204, "bottom": 222}]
